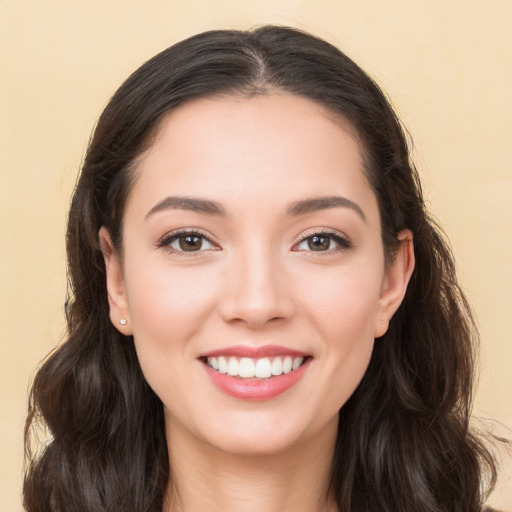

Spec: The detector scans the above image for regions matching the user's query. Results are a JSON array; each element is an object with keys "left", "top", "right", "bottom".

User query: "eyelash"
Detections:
[
  {"left": 157, "top": 229, "right": 218, "bottom": 256},
  {"left": 292, "top": 230, "right": 353, "bottom": 254},
  {"left": 157, "top": 229, "right": 353, "bottom": 255}
]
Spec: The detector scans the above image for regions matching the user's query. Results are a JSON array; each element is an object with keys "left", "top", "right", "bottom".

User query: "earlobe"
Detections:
[
  {"left": 98, "top": 226, "right": 133, "bottom": 335},
  {"left": 374, "top": 230, "right": 415, "bottom": 338}
]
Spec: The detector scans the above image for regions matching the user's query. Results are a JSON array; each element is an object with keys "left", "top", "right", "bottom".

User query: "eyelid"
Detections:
[
  {"left": 156, "top": 228, "right": 220, "bottom": 253},
  {"left": 155, "top": 227, "right": 352, "bottom": 254},
  {"left": 292, "top": 228, "right": 353, "bottom": 252}
]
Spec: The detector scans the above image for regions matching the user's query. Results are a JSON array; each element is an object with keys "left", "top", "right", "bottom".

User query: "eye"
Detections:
[
  {"left": 294, "top": 231, "right": 352, "bottom": 252},
  {"left": 159, "top": 231, "right": 216, "bottom": 253}
]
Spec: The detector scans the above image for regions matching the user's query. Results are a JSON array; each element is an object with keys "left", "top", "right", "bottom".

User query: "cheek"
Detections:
[
  {"left": 298, "top": 263, "right": 382, "bottom": 406},
  {"left": 122, "top": 262, "right": 219, "bottom": 389},
  {"left": 126, "top": 260, "right": 218, "bottom": 336},
  {"left": 300, "top": 260, "right": 383, "bottom": 341}
]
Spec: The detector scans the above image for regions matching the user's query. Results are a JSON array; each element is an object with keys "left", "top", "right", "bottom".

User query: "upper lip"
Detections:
[{"left": 199, "top": 344, "right": 310, "bottom": 358}]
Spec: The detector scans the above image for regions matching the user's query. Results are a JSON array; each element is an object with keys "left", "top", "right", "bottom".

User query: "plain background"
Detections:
[{"left": 1, "top": 1, "right": 511, "bottom": 510}]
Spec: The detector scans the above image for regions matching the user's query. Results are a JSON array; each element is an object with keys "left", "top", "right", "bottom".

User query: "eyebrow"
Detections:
[
  {"left": 145, "top": 196, "right": 227, "bottom": 219},
  {"left": 145, "top": 194, "right": 366, "bottom": 222},
  {"left": 287, "top": 196, "right": 366, "bottom": 222}
]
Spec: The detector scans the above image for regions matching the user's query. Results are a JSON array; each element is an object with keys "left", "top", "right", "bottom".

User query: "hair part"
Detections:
[{"left": 24, "top": 26, "right": 497, "bottom": 512}]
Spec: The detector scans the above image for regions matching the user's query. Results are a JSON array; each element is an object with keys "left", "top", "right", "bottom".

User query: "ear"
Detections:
[
  {"left": 374, "top": 229, "right": 415, "bottom": 338},
  {"left": 99, "top": 226, "right": 133, "bottom": 335}
]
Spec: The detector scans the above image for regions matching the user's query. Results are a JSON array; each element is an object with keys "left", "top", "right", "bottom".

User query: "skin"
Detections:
[{"left": 100, "top": 94, "right": 414, "bottom": 511}]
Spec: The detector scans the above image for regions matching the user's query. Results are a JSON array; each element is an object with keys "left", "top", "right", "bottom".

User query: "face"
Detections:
[{"left": 101, "top": 94, "right": 413, "bottom": 456}]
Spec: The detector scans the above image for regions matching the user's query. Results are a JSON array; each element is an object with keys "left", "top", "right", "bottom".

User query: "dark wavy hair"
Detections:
[{"left": 24, "top": 26, "right": 497, "bottom": 512}]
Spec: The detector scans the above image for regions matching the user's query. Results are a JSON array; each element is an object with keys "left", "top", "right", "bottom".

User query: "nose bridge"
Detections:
[{"left": 219, "top": 236, "right": 293, "bottom": 327}]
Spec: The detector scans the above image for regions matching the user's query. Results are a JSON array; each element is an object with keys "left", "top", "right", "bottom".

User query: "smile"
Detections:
[
  {"left": 200, "top": 346, "right": 312, "bottom": 400},
  {"left": 206, "top": 355, "right": 305, "bottom": 379}
]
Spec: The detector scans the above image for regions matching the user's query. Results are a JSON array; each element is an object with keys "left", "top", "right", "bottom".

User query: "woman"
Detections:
[{"left": 24, "top": 26, "right": 498, "bottom": 511}]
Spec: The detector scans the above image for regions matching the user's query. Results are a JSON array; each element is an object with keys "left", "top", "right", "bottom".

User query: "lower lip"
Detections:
[{"left": 203, "top": 358, "right": 311, "bottom": 401}]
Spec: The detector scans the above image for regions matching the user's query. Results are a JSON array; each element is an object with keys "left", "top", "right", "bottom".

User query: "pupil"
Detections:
[
  {"left": 179, "top": 235, "right": 202, "bottom": 251},
  {"left": 308, "top": 235, "right": 330, "bottom": 251}
]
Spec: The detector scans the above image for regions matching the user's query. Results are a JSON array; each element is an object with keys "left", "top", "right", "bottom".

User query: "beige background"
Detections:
[{"left": 1, "top": 1, "right": 511, "bottom": 510}]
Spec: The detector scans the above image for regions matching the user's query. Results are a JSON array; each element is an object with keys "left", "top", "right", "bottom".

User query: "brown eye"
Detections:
[
  {"left": 295, "top": 232, "right": 352, "bottom": 253},
  {"left": 162, "top": 232, "right": 216, "bottom": 253},
  {"left": 307, "top": 235, "right": 331, "bottom": 251},
  {"left": 178, "top": 235, "right": 203, "bottom": 251}
]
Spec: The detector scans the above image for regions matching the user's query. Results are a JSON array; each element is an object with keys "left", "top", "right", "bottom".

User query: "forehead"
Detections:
[{"left": 127, "top": 94, "right": 378, "bottom": 222}]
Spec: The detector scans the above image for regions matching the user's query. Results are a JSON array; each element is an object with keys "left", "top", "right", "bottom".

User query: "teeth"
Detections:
[
  {"left": 271, "top": 357, "right": 283, "bottom": 376},
  {"left": 239, "top": 358, "right": 255, "bottom": 378},
  {"left": 227, "top": 357, "right": 238, "bottom": 376},
  {"left": 207, "top": 355, "right": 304, "bottom": 379},
  {"left": 292, "top": 357, "right": 302, "bottom": 370},
  {"left": 283, "top": 356, "right": 293, "bottom": 373},
  {"left": 255, "top": 358, "right": 272, "bottom": 378},
  {"left": 218, "top": 356, "right": 228, "bottom": 374}
]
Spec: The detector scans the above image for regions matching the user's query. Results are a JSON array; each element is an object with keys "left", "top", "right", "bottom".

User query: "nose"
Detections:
[{"left": 218, "top": 246, "right": 295, "bottom": 329}]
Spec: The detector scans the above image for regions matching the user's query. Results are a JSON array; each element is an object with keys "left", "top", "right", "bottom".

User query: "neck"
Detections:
[{"left": 163, "top": 417, "right": 338, "bottom": 512}]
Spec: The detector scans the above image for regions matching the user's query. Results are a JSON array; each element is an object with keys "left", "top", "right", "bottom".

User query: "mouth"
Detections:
[
  {"left": 199, "top": 347, "right": 312, "bottom": 400},
  {"left": 201, "top": 355, "right": 310, "bottom": 379}
]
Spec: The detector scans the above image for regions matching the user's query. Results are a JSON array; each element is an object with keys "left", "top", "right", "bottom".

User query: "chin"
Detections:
[
  {"left": 207, "top": 432, "right": 305, "bottom": 458},
  {"left": 193, "top": 408, "right": 339, "bottom": 459}
]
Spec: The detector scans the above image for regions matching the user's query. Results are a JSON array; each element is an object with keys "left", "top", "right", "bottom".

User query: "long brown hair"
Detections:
[{"left": 24, "top": 26, "right": 497, "bottom": 511}]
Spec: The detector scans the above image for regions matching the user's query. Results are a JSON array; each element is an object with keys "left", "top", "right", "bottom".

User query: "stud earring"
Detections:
[{"left": 120, "top": 318, "right": 127, "bottom": 325}]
